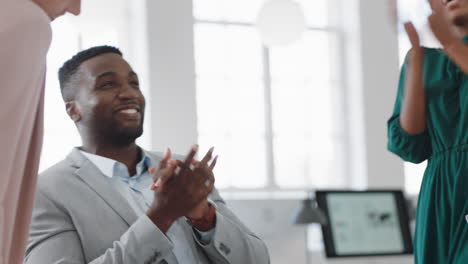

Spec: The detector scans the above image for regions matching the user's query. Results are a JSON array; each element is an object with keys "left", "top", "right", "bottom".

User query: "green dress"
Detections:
[{"left": 388, "top": 37, "right": 468, "bottom": 264}]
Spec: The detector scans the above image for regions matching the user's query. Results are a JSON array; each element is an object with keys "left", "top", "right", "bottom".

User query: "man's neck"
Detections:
[{"left": 81, "top": 142, "right": 141, "bottom": 176}]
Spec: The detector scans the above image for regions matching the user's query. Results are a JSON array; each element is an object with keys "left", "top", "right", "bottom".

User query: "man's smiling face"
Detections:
[{"left": 73, "top": 52, "right": 145, "bottom": 145}]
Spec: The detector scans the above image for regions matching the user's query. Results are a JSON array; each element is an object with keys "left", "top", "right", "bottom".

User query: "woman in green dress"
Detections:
[{"left": 388, "top": 0, "right": 468, "bottom": 263}]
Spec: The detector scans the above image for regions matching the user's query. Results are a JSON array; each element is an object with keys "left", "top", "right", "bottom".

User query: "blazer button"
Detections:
[
  {"left": 219, "top": 242, "right": 231, "bottom": 255},
  {"left": 159, "top": 260, "right": 168, "bottom": 264},
  {"left": 148, "top": 252, "right": 159, "bottom": 263}
]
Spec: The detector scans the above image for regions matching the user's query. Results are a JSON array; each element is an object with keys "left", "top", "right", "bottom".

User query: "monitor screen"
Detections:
[{"left": 316, "top": 190, "right": 413, "bottom": 258}]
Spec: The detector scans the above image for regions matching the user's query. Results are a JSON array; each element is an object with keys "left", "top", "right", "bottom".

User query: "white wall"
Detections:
[
  {"left": 357, "top": 0, "right": 405, "bottom": 189},
  {"left": 145, "top": 0, "right": 198, "bottom": 155},
  {"left": 341, "top": 0, "right": 405, "bottom": 189}
]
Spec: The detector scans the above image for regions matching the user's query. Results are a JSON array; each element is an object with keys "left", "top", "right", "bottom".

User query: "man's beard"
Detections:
[{"left": 96, "top": 117, "right": 144, "bottom": 147}]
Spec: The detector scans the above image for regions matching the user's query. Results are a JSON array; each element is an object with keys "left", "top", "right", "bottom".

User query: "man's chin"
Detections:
[{"left": 111, "top": 127, "right": 143, "bottom": 145}]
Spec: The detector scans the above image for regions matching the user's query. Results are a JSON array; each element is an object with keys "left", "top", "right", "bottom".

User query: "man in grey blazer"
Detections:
[{"left": 25, "top": 46, "right": 270, "bottom": 264}]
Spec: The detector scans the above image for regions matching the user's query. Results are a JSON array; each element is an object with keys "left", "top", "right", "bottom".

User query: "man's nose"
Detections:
[{"left": 118, "top": 85, "right": 140, "bottom": 99}]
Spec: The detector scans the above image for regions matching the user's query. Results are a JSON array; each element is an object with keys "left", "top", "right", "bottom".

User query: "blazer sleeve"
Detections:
[
  {"left": 387, "top": 50, "right": 431, "bottom": 164},
  {"left": 193, "top": 189, "right": 270, "bottom": 264},
  {"left": 25, "top": 189, "right": 174, "bottom": 264}
]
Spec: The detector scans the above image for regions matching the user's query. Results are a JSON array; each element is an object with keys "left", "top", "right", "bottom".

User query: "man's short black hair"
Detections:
[{"left": 58, "top": 45, "right": 122, "bottom": 101}]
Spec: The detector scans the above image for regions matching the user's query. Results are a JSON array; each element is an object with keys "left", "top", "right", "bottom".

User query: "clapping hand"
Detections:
[
  {"left": 146, "top": 145, "right": 217, "bottom": 232},
  {"left": 404, "top": 22, "right": 421, "bottom": 48},
  {"left": 184, "top": 150, "right": 218, "bottom": 219}
]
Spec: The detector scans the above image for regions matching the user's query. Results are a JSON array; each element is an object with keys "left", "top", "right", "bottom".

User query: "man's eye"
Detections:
[
  {"left": 130, "top": 81, "right": 140, "bottom": 87},
  {"left": 101, "top": 82, "right": 115, "bottom": 88}
]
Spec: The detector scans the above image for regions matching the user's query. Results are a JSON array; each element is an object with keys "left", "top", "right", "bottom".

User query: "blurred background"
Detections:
[{"left": 40, "top": 0, "right": 439, "bottom": 263}]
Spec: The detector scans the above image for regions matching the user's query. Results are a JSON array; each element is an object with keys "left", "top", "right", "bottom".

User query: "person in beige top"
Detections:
[{"left": 0, "top": 0, "right": 80, "bottom": 263}]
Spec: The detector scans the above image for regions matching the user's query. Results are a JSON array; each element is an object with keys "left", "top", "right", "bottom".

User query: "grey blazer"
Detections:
[{"left": 25, "top": 148, "right": 270, "bottom": 264}]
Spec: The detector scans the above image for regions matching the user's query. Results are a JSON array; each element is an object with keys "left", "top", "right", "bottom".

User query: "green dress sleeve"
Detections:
[{"left": 387, "top": 51, "right": 431, "bottom": 164}]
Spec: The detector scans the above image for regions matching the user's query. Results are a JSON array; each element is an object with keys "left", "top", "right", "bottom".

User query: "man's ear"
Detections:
[{"left": 66, "top": 101, "right": 81, "bottom": 122}]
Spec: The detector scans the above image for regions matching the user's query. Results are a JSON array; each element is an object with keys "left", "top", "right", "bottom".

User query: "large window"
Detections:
[{"left": 193, "top": 0, "right": 345, "bottom": 190}]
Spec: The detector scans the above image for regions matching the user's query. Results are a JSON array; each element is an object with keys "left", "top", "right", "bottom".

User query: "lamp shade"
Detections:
[
  {"left": 292, "top": 198, "right": 327, "bottom": 225},
  {"left": 256, "top": 0, "right": 306, "bottom": 46}
]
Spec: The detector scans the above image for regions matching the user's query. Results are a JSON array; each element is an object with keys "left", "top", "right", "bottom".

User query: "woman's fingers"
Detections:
[{"left": 404, "top": 22, "right": 420, "bottom": 47}]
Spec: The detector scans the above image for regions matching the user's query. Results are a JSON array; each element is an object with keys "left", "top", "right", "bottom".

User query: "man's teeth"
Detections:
[{"left": 120, "top": 109, "right": 138, "bottom": 114}]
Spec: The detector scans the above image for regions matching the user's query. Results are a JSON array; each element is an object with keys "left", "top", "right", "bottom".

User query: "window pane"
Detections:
[
  {"left": 224, "top": 26, "right": 263, "bottom": 77},
  {"left": 196, "top": 77, "right": 231, "bottom": 134},
  {"left": 270, "top": 79, "right": 334, "bottom": 136},
  {"left": 194, "top": 23, "right": 267, "bottom": 188},
  {"left": 270, "top": 31, "right": 331, "bottom": 81},
  {"left": 296, "top": 0, "right": 328, "bottom": 27},
  {"left": 199, "top": 135, "right": 268, "bottom": 188},
  {"left": 223, "top": 0, "right": 270, "bottom": 23},
  {"left": 193, "top": 0, "right": 228, "bottom": 21},
  {"left": 229, "top": 78, "right": 266, "bottom": 134},
  {"left": 196, "top": 76, "right": 268, "bottom": 189},
  {"left": 194, "top": 24, "right": 263, "bottom": 77},
  {"left": 196, "top": 77, "right": 265, "bottom": 134},
  {"left": 274, "top": 135, "right": 339, "bottom": 188},
  {"left": 271, "top": 79, "right": 340, "bottom": 188},
  {"left": 194, "top": 24, "right": 229, "bottom": 76},
  {"left": 269, "top": 28, "right": 340, "bottom": 188}
]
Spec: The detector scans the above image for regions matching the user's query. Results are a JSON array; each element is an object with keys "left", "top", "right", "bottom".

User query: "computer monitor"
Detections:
[{"left": 315, "top": 190, "right": 413, "bottom": 258}]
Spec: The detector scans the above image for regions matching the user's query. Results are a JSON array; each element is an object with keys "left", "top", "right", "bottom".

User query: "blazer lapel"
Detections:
[{"left": 67, "top": 148, "right": 138, "bottom": 226}]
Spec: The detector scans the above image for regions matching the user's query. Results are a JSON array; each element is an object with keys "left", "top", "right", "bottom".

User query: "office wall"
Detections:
[
  {"left": 340, "top": 0, "right": 404, "bottom": 189},
  {"left": 357, "top": 0, "right": 405, "bottom": 189}
]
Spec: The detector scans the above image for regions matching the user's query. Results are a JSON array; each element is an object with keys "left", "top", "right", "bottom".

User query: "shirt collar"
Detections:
[
  {"left": 79, "top": 148, "right": 153, "bottom": 179},
  {"left": 136, "top": 153, "right": 153, "bottom": 176}
]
